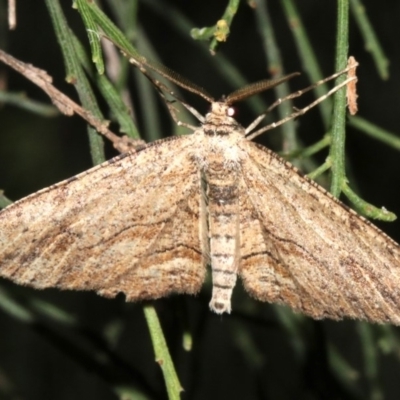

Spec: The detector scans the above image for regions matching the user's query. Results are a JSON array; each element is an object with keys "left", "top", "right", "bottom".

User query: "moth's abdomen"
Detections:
[{"left": 207, "top": 175, "right": 240, "bottom": 314}]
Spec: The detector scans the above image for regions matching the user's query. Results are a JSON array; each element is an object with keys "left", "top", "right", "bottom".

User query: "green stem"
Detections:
[
  {"left": 357, "top": 322, "right": 383, "bottom": 399},
  {"left": 349, "top": 116, "right": 400, "bottom": 150},
  {"left": 350, "top": 0, "right": 389, "bottom": 79},
  {"left": 327, "top": 342, "right": 360, "bottom": 392},
  {"left": 75, "top": 0, "right": 104, "bottom": 74},
  {"left": 307, "top": 160, "right": 331, "bottom": 181},
  {"left": 0, "top": 192, "right": 12, "bottom": 209},
  {"left": 46, "top": 0, "right": 105, "bottom": 165},
  {"left": 283, "top": 135, "right": 331, "bottom": 161},
  {"left": 280, "top": 0, "right": 331, "bottom": 128},
  {"left": 342, "top": 184, "right": 396, "bottom": 221},
  {"left": 143, "top": 304, "right": 182, "bottom": 400},
  {"left": 329, "top": 0, "right": 350, "bottom": 198},
  {"left": 191, "top": 0, "right": 240, "bottom": 53},
  {"left": 254, "top": 0, "right": 298, "bottom": 153},
  {"left": 0, "top": 91, "right": 59, "bottom": 116}
]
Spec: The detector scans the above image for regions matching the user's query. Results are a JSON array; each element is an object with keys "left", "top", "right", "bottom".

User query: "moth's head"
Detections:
[
  {"left": 205, "top": 101, "right": 237, "bottom": 122},
  {"left": 201, "top": 101, "right": 242, "bottom": 136}
]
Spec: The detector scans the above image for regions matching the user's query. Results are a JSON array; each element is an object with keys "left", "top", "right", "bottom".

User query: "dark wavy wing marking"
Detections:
[
  {"left": 238, "top": 140, "right": 400, "bottom": 324},
  {"left": 0, "top": 135, "right": 206, "bottom": 301}
]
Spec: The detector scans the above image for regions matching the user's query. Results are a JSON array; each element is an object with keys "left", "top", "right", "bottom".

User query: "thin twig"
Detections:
[{"left": 0, "top": 49, "right": 134, "bottom": 152}]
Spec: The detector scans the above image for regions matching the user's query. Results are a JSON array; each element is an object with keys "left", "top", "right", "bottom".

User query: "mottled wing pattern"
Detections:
[
  {"left": 0, "top": 136, "right": 207, "bottom": 300},
  {"left": 238, "top": 140, "right": 400, "bottom": 324}
]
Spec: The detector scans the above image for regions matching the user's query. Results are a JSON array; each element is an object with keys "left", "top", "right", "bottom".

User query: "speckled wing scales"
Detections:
[
  {"left": 238, "top": 140, "right": 400, "bottom": 324},
  {"left": 0, "top": 135, "right": 207, "bottom": 301}
]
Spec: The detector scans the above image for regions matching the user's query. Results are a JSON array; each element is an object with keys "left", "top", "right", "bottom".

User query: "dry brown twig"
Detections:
[
  {"left": 346, "top": 56, "right": 359, "bottom": 115},
  {"left": 0, "top": 49, "right": 142, "bottom": 153}
]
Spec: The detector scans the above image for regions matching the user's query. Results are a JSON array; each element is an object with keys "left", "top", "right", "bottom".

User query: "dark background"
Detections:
[{"left": 1, "top": 1, "right": 400, "bottom": 399}]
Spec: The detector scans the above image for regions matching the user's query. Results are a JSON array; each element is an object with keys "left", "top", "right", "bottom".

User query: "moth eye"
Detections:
[{"left": 227, "top": 106, "right": 236, "bottom": 117}]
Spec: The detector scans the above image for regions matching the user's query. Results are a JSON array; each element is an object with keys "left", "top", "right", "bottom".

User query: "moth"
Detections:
[{"left": 1, "top": 48, "right": 400, "bottom": 324}]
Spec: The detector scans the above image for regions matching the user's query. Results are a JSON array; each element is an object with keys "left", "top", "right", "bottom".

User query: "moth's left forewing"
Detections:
[
  {"left": 238, "top": 140, "right": 400, "bottom": 324},
  {"left": 0, "top": 135, "right": 206, "bottom": 301}
]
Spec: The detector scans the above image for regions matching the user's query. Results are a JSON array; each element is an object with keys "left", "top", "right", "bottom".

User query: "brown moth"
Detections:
[{"left": 1, "top": 51, "right": 399, "bottom": 324}]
